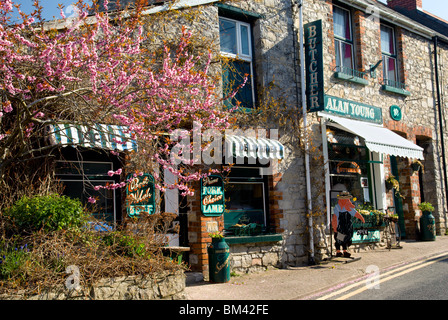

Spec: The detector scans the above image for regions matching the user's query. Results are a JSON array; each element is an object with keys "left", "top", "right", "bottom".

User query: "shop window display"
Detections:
[
  {"left": 327, "top": 127, "right": 372, "bottom": 209},
  {"left": 56, "top": 160, "right": 118, "bottom": 225},
  {"left": 224, "top": 167, "right": 269, "bottom": 236}
]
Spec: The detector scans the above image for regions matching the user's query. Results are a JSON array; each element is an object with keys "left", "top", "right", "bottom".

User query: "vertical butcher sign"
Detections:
[
  {"left": 305, "top": 20, "right": 324, "bottom": 113},
  {"left": 201, "top": 175, "right": 225, "bottom": 216},
  {"left": 126, "top": 173, "right": 155, "bottom": 217}
]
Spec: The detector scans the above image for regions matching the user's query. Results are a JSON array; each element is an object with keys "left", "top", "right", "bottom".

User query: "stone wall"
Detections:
[
  {"left": 1, "top": 271, "right": 186, "bottom": 300},
  {"left": 228, "top": 241, "right": 282, "bottom": 274}
]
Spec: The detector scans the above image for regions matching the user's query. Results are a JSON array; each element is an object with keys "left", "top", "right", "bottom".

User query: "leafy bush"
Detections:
[
  {"left": 102, "top": 232, "right": 149, "bottom": 258},
  {"left": 4, "top": 194, "right": 88, "bottom": 233},
  {"left": 418, "top": 202, "right": 435, "bottom": 212}
]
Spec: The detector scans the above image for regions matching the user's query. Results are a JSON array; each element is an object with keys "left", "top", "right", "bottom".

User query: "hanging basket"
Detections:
[{"left": 411, "top": 162, "right": 422, "bottom": 172}]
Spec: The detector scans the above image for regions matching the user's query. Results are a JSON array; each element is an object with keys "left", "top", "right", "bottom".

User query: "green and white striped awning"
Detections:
[
  {"left": 48, "top": 123, "right": 137, "bottom": 152},
  {"left": 225, "top": 135, "right": 285, "bottom": 159}
]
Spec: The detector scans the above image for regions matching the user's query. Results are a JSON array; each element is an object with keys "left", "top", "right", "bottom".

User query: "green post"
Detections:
[{"left": 208, "top": 238, "right": 230, "bottom": 283}]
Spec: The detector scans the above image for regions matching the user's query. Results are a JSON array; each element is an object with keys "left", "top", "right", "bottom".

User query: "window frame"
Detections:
[
  {"left": 333, "top": 5, "right": 355, "bottom": 73},
  {"left": 55, "top": 160, "right": 117, "bottom": 225},
  {"left": 223, "top": 166, "right": 271, "bottom": 236},
  {"left": 380, "top": 24, "right": 399, "bottom": 86},
  {"left": 219, "top": 16, "right": 256, "bottom": 110}
]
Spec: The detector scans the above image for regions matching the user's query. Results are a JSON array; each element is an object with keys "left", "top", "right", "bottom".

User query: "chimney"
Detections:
[{"left": 387, "top": 0, "right": 422, "bottom": 10}]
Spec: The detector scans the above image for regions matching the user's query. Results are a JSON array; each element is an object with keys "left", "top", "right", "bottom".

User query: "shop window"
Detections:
[
  {"left": 327, "top": 128, "right": 379, "bottom": 209},
  {"left": 219, "top": 17, "right": 255, "bottom": 110},
  {"left": 333, "top": 6, "right": 355, "bottom": 76},
  {"left": 56, "top": 160, "right": 118, "bottom": 225},
  {"left": 224, "top": 167, "right": 269, "bottom": 236}
]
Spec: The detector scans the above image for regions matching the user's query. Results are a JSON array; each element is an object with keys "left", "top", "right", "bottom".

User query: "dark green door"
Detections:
[{"left": 390, "top": 156, "right": 406, "bottom": 238}]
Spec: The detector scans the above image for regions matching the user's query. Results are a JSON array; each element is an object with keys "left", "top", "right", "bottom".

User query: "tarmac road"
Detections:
[
  {"left": 185, "top": 236, "right": 448, "bottom": 301},
  {"left": 340, "top": 253, "right": 448, "bottom": 300}
]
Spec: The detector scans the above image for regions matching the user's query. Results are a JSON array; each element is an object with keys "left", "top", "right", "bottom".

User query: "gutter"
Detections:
[
  {"left": 296, "top": 0, "right": 316, "bottom": 265},
  {"left": 43, "top": 0, "right": 219, "bottom": 30},
  {"left": 433, "top": 36, "right": 448, "bottom": 231},
  {"left": 341, "top": 0, "right": 448, "bottom": 42}
]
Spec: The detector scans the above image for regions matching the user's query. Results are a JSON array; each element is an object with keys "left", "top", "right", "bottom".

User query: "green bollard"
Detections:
[
  {"left": 420, "top": 211, "right": 436, "bottom": 241},
  {"left": 208, "top": 237, "right": 230, "bottom": 283}
]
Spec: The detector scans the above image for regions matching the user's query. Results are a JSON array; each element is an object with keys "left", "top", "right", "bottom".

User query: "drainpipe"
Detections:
[
  {"left": 433, "top": 36, "right": 448, "bottom": 230},
  {"left": 297, "top": 0, "right": 315, "bottom": 265}
]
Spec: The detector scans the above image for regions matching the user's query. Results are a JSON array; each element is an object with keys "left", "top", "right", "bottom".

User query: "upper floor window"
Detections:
[
  {"left": 219, "top": 17, "right": 255, "bottom": 110},
  {"left": 381, "top": 25, "right": 399, "bottom": 86},
  {"left": 333, "top": 6, "right": 354, "bottom": 74}
]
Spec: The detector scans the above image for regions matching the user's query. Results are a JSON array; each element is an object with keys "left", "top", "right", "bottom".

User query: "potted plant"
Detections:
[
  {"left": 418, "top": 202, "right": 434, "bottom": 213},
  {"left": 411, "top": 159, "right": 424, "bottom": 173},
  {"left": 418, "top": 202, "right": 436, "bottom": 241},
  {"left": 209, "top": 231, "right": 224, "bottom": 241}
]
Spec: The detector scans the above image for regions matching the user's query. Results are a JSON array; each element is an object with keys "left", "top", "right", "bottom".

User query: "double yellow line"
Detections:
[{"left": 317, "top": 252, "right": 448, "bottom": 300}]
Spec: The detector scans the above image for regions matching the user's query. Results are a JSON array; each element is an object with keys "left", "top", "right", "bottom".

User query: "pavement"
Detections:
[{"left": 184, "top": 235, "right": 448, "bottom": 300}]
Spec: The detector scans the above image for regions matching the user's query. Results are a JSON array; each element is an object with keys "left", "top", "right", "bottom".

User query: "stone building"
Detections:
[
  {"left": 53, "top": 0, "right": 448, "bottom": 277},
  {"left": 183, "top": 0, "right": 448, "bottom": 275},
  {"left": 159, "top": 0, "right": 448, "bottom": 275},
  {"left": 296, "top": 0, "right": 448, "bottom": 261}
]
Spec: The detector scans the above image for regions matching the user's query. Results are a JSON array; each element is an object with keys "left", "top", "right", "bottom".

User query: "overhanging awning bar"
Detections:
[
  {"left": 320, "top": 113, "right": 424, "bottom": 160},
  {"left": 48, "top": 123, "right": 138, "bottom": 152},
  {"left": 225, "top": 135, "right": 285, "bottom": 160}
]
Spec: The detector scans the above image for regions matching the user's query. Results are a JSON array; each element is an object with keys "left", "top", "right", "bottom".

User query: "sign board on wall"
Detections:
[
  {"left": 126, "top": 173, "right": 155, "bottom": 217},
  {"left": 323, "top": 95, "right": 383, "bottom": 124},
  {"left": 390, "top": 105, "right": 402, "bottom": 121},
  {"left": 305, "top": 20, "right": 325, "bottom": 113},
  {"left": 201, "top": 175, "right": 225, "bottom": 216}
]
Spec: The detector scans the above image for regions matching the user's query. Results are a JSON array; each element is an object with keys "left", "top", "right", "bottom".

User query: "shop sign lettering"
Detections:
[
  {"left": 305, "top": 20, "right": 325, "bottom": 113},
  {"left": 324, "top": 95, "right": 383, "bottom": 124},
  {"left": 126, "top": 173, "right": 155, "bottom": 217},
  {"left": 201, "top": 175, "right": 225, "bottom": 216}
]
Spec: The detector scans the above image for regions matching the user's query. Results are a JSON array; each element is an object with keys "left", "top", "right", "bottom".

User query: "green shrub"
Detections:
[
  {"left": 0, "top": 243, "right": 31, "bottom": 280},
  {"left": 102, "top": 232, "right": 149, "bottom": 258},
  {"left": 5, "top": 194, "right": 88, "bottom": 233},
  {"left": 418, "top": 202, "right": 435, "bottom": 212}
]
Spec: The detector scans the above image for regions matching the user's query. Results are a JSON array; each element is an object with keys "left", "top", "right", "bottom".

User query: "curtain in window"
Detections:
[
  {"left": 334, "top": 7, "right": 351, "bottom": 40},
  {"left": 381, "top": 26, "right": 395, "bottom": 55},
  {"left": 335, "top": 40, "right": 353, "bottom": 71},
  {"left": 384, "top": 56, "right": 397, "bottom": 82}
]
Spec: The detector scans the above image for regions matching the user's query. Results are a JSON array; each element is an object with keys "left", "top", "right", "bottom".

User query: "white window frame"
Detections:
[
  {"left": 381, "top": 24, "right": 399, "bottom": 85},
  {"left": 333, "top": 5, "right": 355, "bottom": 73},
  {"left": 219, "top": 17, "right": 256, "bottom": 108}
]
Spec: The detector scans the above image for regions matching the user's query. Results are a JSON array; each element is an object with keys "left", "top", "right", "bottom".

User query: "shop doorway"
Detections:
[{"left": 390, "top": 156, "right": 406, "bottom": 238}]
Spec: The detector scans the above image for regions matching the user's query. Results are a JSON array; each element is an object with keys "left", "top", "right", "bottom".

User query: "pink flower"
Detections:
[
  {"left": 88, "top": 197, "right": 97, "bottom": 204},
  {"left": 107, "top": 168, "right": 122, "bottom": 176},
  {"left": 3, "top": 101, "right": 12, "bottom": 113}
]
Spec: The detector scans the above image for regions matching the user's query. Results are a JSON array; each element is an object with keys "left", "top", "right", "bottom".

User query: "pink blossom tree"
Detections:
[{"left": 0, "top": 0, "right": 243, "bottom": 202}]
